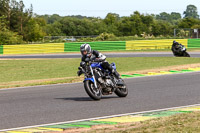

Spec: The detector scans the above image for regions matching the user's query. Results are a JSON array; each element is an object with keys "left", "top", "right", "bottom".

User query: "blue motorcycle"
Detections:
[{"left": 78, "top": 58, "right": 128, "bottom": 100}]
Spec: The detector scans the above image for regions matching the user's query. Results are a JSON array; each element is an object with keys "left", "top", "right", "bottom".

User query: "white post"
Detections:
[{"left": 174, "top": 29, "right": 176, "bottom": 37}]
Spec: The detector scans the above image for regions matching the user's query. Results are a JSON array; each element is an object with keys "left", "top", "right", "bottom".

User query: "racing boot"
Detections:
[
  {"left": 112, "top": 69, "right": 120, "bottom": 79},
  {"left": 110, "top": 68, "right": 123, "bottom": 85}
]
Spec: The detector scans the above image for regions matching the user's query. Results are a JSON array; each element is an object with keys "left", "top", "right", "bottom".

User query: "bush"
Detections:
[
  {"left": 95, "top": 32, "right": 116, "bottom": 41},
  {"left": 0, "top": 30, "right": 24, "bottom": 45}
]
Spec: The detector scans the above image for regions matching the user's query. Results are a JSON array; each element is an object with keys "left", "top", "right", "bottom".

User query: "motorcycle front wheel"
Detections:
[
  {"left": 84, "top": 80, "right": 102, "bottom": 100},
  {"left": 183, "top": 52, "right": 190, "bottom": 57}
]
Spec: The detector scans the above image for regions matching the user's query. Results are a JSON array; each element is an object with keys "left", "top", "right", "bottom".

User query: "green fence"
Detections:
[
  {"left": 0, "top": 45, "right": 3, "bottom": 54},
  {"left": 64, "top": 41, "right": 126, "bottom": 52},
  {"left": 188, "top": 39, "right": 200, "bottom": 48}
]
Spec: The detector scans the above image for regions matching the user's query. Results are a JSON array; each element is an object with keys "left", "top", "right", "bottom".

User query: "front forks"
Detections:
[{"left": 90, "top": 66, "right": 98, "bottom": 89}]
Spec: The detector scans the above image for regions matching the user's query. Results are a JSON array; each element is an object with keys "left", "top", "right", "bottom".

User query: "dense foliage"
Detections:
[{"left": 0, "top": 0, "right": 200, "bottom": 45}]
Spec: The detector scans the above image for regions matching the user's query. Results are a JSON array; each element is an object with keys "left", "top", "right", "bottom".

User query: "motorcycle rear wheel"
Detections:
[
  {"left": 115, "top": 79, "right": 128, "bottom": 97},
  {"left": 84, "top": 80, "right": 102, "bottom": 100}
]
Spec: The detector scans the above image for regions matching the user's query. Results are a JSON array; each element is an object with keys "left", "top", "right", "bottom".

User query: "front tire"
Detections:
[
  {"left": 183, "top": 52, "right": 190, "bottom": 57},
  {"left": 84, "top": 80, "right": 102, "bottom": 100}
]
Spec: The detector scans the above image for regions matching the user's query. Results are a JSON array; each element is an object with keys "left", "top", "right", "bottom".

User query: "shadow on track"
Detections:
[{"left": 55, "top": 96, "right": 120, "bottom": 101}]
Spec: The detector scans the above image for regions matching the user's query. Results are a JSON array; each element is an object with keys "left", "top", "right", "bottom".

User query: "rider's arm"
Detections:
[
  {"left": 93, "top": 50, "right": 106, "bottom": 62},
  {"left": 81, "top": 56, "right": 86, "bottom": 62},
  {"left": 97, "top": 53, "right": 106, "bottom": 61},
  {"left": 171, "top": 44, "right": 176, "bottom": 51},
  {"left": 78, "top": 57, "right": 87, "bottom": 76},
  {"left": 171, "top": 45, "right": 176, "bottom": 51}
]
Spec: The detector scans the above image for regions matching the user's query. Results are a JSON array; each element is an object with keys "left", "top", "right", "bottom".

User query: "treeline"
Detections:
[
  {"left": 0, "top": 0, "right": 46, "bottom": 44},
  {"left": 1, "top": 0, "right": 200, "bottom": 45}
]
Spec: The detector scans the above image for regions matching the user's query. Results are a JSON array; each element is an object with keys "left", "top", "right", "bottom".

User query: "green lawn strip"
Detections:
[
  {"left": 1, "top": 57, "right": 200, "bottom": 88},
  {"left": 122, "top": 69, "right": 195, "bottom": 78},
  {"left": 169, "top": 70, "right": 185, "bottom": 73},
  {"left": 181, "top": 69, "right": 194, "bottom": 72},
  {"left": 43, "top": 121, "right": 117, "bottom": 130},
  {"left": 42, "top": 124, "right": 78, "bottom": 129},
  {"left": 140, "top": 110, "right": 192, "bottom": 117},
  {"left": 121, "top": 74, "right": 147, "bottom": 78}
]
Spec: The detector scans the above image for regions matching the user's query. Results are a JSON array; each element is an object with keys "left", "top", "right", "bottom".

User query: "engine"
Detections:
[
  {"left": 105, "top": 79, "right": 114, "bottom": 87},
  {"left": 93, "top": 69, "right": 114, "bottom": 94}
]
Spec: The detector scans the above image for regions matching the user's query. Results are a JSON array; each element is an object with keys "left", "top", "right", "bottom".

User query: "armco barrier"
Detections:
[
  {"left": 2, "top": 43, "right": 64, "bottom": 54},
  {"left": 64, "top": 41, "right": 126, "bottom": 52},
  {"left": 0, "top": 45, "right": 3, "bottom": 54},
  {"left": 126, "top": 39, "right": 188, "bottom": 50},
  {"left": 188, "top": 39, "right": 200, "bottom": 48},
  {"left": 0, "top": 39, "right": 199, "bottom": 55}
]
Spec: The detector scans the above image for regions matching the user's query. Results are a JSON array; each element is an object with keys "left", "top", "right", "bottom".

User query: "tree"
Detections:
[
  {"left": 156, "top": 12, "right": 181, "bottom": 24},
  {"left": 0, "top": 16, "right": 8, "bottom": 30},
  {"left": 140, "top": 14, "right": 154, "bottom": 34},
  {"left": 129, "top": 11, "right": 150, "bottom": 36},
  {"left": 183, "top": 5, "right": 199, "bottom": 19},
  {"left": 104, "top": 13, "right": 119, "bottom": 25},
  {"left": 0, "top": 16, "right": 23, "bottom": 45},
  {"left": 45, "top": 14, "right": 61, "bottom": 24},
  {"left": 171, "top": 12, "right": 181, "bottom": 20},
  {"left": 118, "top": 12, "right": 154, "bottom": 36},
  {"left": 118, "top": 17, "right": 132, "bottom": 36},
  {"left": 0, "top": 0, "right": 11, "bottom": 28},
  {"left": 151, "top": 20, "right": 173, "bottom": 36},
  {"left": 156, "top": 12, "right": 170, "bottom": 21},
  {"left": 23, "top": 18, "right": 46, "bottom": 42},
  {"left": 178, "top": 17, "right": 200, "bottom": 28},
  {"left": 46, "top": 21, "right": 64, "bottom": 36},
  {"left": 103, "top": 13, "right": 120, "bottom": 35}
]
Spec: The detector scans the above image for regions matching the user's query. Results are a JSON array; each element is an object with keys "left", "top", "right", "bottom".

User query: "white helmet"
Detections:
[{"left": 80, "top": 43, "right": 91, "bottom": 55}]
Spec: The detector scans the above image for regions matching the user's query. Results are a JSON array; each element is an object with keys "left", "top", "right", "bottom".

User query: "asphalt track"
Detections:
[
  {"left": 0, "top": 72, "right": 200, "bottom": 130},
  {"left": 0, "top": 52, "right": 200, "bottom": 58}
]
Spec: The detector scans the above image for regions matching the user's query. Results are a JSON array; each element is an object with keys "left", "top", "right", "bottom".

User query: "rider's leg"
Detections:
[{"left": 101, "top": 61, "right": 121, "bottom": 79}]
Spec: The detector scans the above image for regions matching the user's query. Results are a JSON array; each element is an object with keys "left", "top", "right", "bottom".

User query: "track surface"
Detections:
[
  {"left": 0, "top": 52, "right": 200, "bottom": 58},
  {"left": 0, "top": 72, "right": 200, "bottom": 130}
]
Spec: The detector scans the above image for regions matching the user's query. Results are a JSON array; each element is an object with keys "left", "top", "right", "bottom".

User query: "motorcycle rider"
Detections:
[
  {"left": 77, "top": 43, "right": 120, "bottom": 80},
  {"left": 171, "top": 40, "right": 184, "bottom": 56}
]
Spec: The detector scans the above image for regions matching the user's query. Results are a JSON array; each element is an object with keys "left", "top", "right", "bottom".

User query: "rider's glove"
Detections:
[
  {"left": 85, "top": 58, "right": 90, "bottom": 62},
  {"left": 77, "top": 70, "right": 82, "bottom": 76},
  {"left": 91, "top": 57, "right": 96, "bottom": 62},
  {"left": 92, "top": 57, "right": 101, "bottom": 62}
]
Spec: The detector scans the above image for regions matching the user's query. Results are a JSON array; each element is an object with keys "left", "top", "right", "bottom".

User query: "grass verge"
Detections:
[
  {"left": 77, "top": 111, "right": 200, "bottom": 133},
  {"left": 1, "top": 57, "right": 200, "bottom": 89}
]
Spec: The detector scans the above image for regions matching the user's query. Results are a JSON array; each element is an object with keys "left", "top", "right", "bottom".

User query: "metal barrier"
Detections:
[
  {"left": 126, "top": 39, "right": 188, "bottom": 50},
  {"left": 64, "top": 41, "right": 126, "bottom": 52},
  {"left": 0, "top": 39, "right": 199, "bottom": 55},
  {"left": 2, "top": 43, "right": 64, "bottom": 55}
]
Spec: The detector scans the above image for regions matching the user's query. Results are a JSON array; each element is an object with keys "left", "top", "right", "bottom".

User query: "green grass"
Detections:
[
  {"left": 84, "top": 111, "right": 200, "bottom": 133},
  {"left": 0, "top": 59, "right": 80, "bottom": 82},
  {"left": 1, "top": 57, "right": 200, "bottom": 82},
  {"left": 107, "top": 57, "right": 200, "bottom": 73},
  {"left": 1, "top": 57, "right": 200, "bottom": 88}
]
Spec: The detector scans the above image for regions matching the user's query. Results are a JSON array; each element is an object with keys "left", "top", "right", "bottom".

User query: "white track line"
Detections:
[{"left": 1, "top": 103, "right": 200, "bottom": 132}]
